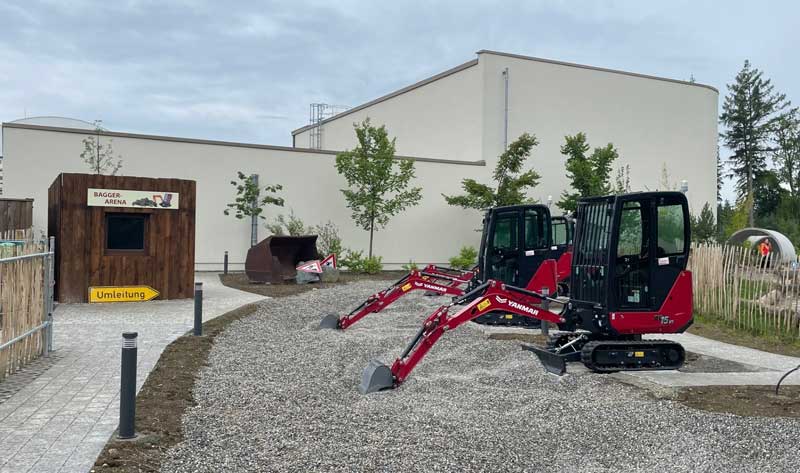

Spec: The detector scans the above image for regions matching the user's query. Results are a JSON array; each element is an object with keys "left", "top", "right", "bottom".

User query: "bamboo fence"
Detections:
[
  {"left": 689, "top": 242, "right": 800, "bottom": 340},
  {"left": 0, "top": 236, "right": 48, "bottom": 381}
]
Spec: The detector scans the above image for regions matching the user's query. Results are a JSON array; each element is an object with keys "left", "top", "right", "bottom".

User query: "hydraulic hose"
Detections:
[{"left": 775, "top": 362, "right": 800, "bottom": 395}]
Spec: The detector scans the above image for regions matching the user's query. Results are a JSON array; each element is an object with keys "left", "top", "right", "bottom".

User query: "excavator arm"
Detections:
[
  {"left": 359, "top": 280, "right": 564, "bottom": 393},
  {"left": 319, "top": 270, "right": 468, "bottom": 330}
]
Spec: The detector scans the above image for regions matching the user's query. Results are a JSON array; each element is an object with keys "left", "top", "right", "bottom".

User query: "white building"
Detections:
[
  {"left": 293, "top": 50, "right": 718, "bottom": 212},
  {"left": 1, "top": 50, "right": 718, "bottom": 270}
]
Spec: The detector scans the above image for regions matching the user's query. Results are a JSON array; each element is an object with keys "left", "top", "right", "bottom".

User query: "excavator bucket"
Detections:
[
  {"left": 319, "top": 313, "right": 340, "bottom": 330},
  {"left": 358, "top": 360, "right": 395, "bottom": 394},
  {"left": 521, "top": 344, "right": 567, "bottom": 376},
  {"left": 245, "top": 235, "right": 318, "bottom": 283}
]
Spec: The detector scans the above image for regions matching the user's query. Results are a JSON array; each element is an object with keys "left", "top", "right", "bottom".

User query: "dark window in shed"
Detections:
[{"left": 106, "top": 214, "right": 148, "bottom": 253}]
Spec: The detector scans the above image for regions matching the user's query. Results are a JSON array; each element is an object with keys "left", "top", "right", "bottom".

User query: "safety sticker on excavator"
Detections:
[
  {"left": 401, "top": 283, "right": 412, "bottom": 292},
  {"left": 477, "top": 299, "right": 492, "bottom": 311}
]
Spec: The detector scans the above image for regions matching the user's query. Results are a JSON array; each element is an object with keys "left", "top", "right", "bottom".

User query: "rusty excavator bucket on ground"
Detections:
[{"left": 245, "top": 235, "right": 318, "bottom": 283}]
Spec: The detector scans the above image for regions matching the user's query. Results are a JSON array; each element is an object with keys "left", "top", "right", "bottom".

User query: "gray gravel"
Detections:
[{"left": 162, "top": 280, "right": 800, "bottom": 472}]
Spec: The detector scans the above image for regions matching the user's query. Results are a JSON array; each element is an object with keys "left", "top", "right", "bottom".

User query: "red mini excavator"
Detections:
[
  {"left": 319, "top": 204, "right": 573, "bottom": 330},
  {"left": 359, "top": 191, "right": 693, "bottom": 393}
]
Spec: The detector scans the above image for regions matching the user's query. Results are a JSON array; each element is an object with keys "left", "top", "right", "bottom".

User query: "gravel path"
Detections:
[{"left": 162, "top": 281, "right": 800, "bottom": 472}]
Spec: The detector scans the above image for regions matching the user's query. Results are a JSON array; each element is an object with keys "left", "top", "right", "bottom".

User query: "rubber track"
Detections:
[{"left": 581, "top": 339, "right": 684, "bottom": 373}]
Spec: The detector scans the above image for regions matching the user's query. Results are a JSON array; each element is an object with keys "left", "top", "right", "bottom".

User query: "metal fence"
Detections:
[
  {"left": 0, "top": 236, "right": 54, "bottom": 381},
  {"left": 689, "top": 242, "right": 800, "bottom": 340}
]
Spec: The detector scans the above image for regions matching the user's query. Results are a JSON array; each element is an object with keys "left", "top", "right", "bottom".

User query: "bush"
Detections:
[
  {"left": 401, "top": 260, "right": 419, "bottom": 271},
  {"left": 266, "top": 210, "right": 308, "bottom": 236},
  {"left": 449, "top": 246, "right": 478, "bottom": 270},
  {"left": 340, "top": 249, "right": 383, "bottom": 274},
  {"left": 362, "top": 255, "right": 383, "bottom": 274},
  {"left": 313, "top": 221, "right": 342, "bottom": 257},
  {"left": 340, "top": 249, "right": 365, "bottom": 272}
]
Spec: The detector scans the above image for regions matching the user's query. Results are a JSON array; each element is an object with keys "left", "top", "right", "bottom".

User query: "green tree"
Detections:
[
  {"left": 443, "top": 133, "right": 540, "bottom": 209},
  {"left": 720, "top": 60, "right": 793, "bottom": 226},
  {"left": 611, "top": 164, "right": 631, "bottom": 194},
  {"left": 80, "top": 121, "right": 123, "bottom": 175},
  {"left": 716, "top": 200, "right": 734, "bottom": 242},
  {"left": 335, "top": 119, "right": 422, "bottom": 258},
  {"left": 224, "top": 172, "right": 284, "bottom": 246},
  {"left": 691, "top": 202, "right": 716, "bottom": 243},
  {"left": 774, "top": 113, "right": 800, "bottom": 197},
  {"left": 716, "top": 146, "right": 723, "bottom": 203},
  {"left": 557, "top": 133, "right": 619, "bottom": 212},
  {"left": 729, "top": 194, "right": 753, "bottom": 235},
  {"left": 753, "top": 170, "right": 787, "bottom": 224}
]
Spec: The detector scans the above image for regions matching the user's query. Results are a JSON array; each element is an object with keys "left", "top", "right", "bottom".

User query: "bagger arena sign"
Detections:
[{"left": 87, "top": 188, "right": 180, "bottom": 209}]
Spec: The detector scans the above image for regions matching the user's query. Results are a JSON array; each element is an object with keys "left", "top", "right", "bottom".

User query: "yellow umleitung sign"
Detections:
[{"left": 89, "top": 286, "right": 160, "bottom": 303}]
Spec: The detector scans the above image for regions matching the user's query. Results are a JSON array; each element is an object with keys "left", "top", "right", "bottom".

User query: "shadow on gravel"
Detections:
[{"left": 92, "top": 302, "right": 260, "bottom": 472}]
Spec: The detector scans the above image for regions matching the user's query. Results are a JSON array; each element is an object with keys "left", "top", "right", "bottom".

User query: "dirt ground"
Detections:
[
  {"left": 218, "top": 270, "right": 405, "bottom": 298},
  {"left": 674, "top": 385, "right": 800, "bottom": 418},
  {"left": 92, "top": 303, "right": 261, "bottom": 472},
  {"left": 488, "top": 331, "right": 799, "bottom": 418}
]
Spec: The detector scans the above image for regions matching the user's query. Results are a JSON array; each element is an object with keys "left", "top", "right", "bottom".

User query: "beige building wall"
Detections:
[
  {"left": 2, "top": 124, "right": 486, "bottom": 270},
  {"left": 478, "top": 51, "right": 719, "bottom": 213},
  {"left": 295, "top": 51, "right": 719, "bottom": 214},
  {"left": 293, "top": 61, "right": 483, "bottom": 162}
]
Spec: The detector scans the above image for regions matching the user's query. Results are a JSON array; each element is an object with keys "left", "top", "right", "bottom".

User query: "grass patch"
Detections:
[{"left": 689, "top": 313, "right": 800, "bottom": 358}]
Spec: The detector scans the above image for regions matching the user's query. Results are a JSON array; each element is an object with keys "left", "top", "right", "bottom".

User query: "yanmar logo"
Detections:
[
  {"left": 413, "top": 281, "right": 448, "bottom": 292},
  {"left": 497, "top": 296, "right": 539, "bottom": 317}
]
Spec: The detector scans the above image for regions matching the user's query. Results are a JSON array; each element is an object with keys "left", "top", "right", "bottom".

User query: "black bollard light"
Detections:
[
  {"left": 118, "top": 332, "right": 138, "bottom": 439},
  {"left": 223, "top": 250, "right": 229, "bottom": 275},
  {"left": 194, "top": 282, "right": 203, "bottom": 336}
]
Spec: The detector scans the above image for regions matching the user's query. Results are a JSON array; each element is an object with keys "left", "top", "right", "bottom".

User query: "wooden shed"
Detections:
[
  {"left": 0, "top": 198, "right": 34, "bottom": 235},
  {"left": 48, "top": 173, "right": 196, "bottom": 303}
]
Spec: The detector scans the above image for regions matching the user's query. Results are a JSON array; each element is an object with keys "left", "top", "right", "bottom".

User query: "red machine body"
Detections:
[{"left": 357, "top": 191, "right": 694, "bottom": 393}]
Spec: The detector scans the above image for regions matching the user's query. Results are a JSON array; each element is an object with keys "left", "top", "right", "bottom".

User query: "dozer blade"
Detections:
[
  {"left": 521, "top": 344, "right": 566, "bottom": 376},
  {"left": 319, "top": 313, "right": 341, "bottom": 330},
  {"left": 359, "top": 360, "right": 395, "bottom": 394}
]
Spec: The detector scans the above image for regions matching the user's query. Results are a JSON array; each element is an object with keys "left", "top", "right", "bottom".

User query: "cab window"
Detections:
[
  {"left": 552, "top": 221, "right": 568, "bottom": 246},
  {"left": 492, "top": 213, "right": 518, "bottom": 251},
  {"left": 524, "top": 209, "right": 549, "bottom": 250},
  {"left": 617, "top": 203, "right": 643, "bottom": 257},
  {"left": 657, "top": 204, "right": 685, "bottom": 256}
]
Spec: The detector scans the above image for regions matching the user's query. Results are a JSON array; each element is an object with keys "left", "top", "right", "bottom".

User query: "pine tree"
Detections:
[
  {"left": 774, "top": 113, "right": 800, "bottom": 197},
  {"left": 720, "top": 60, "right": 793, "bottom": 226},
  {"left": 716, "top": 200, "right": 734, "bottom": 242},
  {"left": 691, "top": 202, "right": 716, "bottom": 243}
]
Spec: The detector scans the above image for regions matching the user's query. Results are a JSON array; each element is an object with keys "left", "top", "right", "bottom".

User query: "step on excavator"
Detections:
[
  {"left": 359, "top": 191, "right": 693, "bottom": 394},
  {"left": 319, "top": 204, "right": 573, "bottom": 330}
]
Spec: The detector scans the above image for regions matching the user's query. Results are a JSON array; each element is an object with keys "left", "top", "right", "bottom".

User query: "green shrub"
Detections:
[
  {"left": 362, "top": 256, "right": 383, "bottom": 274},
  {"left": 313, "top": 221, "right": 342, "bottom": 257},
  {"left": 340, "top": 249, "right": 365, "bottom": 272},
  {"left": 449, "top": 246, "right": 478, "bottom": 270},
  {"left": 401, "top": 260, "right": 419, "bottom": 271},
  {"left": 266, "top": 210, "right": 308, "bottom": 236},
  {"left": 340, "top": 249, "right": 383, "bottom": 274}
]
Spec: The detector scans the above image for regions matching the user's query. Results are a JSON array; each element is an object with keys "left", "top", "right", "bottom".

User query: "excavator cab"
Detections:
[
  {"left": 477, "top": 204, "right": 553, "bottom": 325},
  {"left": 550, "top": 215, "right": 573, "bottom": 258},
  {"left": 570, "top": 191, "right": 692, "bottom": 334},
  {"left": 478, "top": 204, "right": 553, "bottom": 287}
]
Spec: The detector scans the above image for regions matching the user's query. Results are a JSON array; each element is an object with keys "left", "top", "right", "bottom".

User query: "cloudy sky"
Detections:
[{"left": 1, "top": 1, "right": 797, "bottom": 198}]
